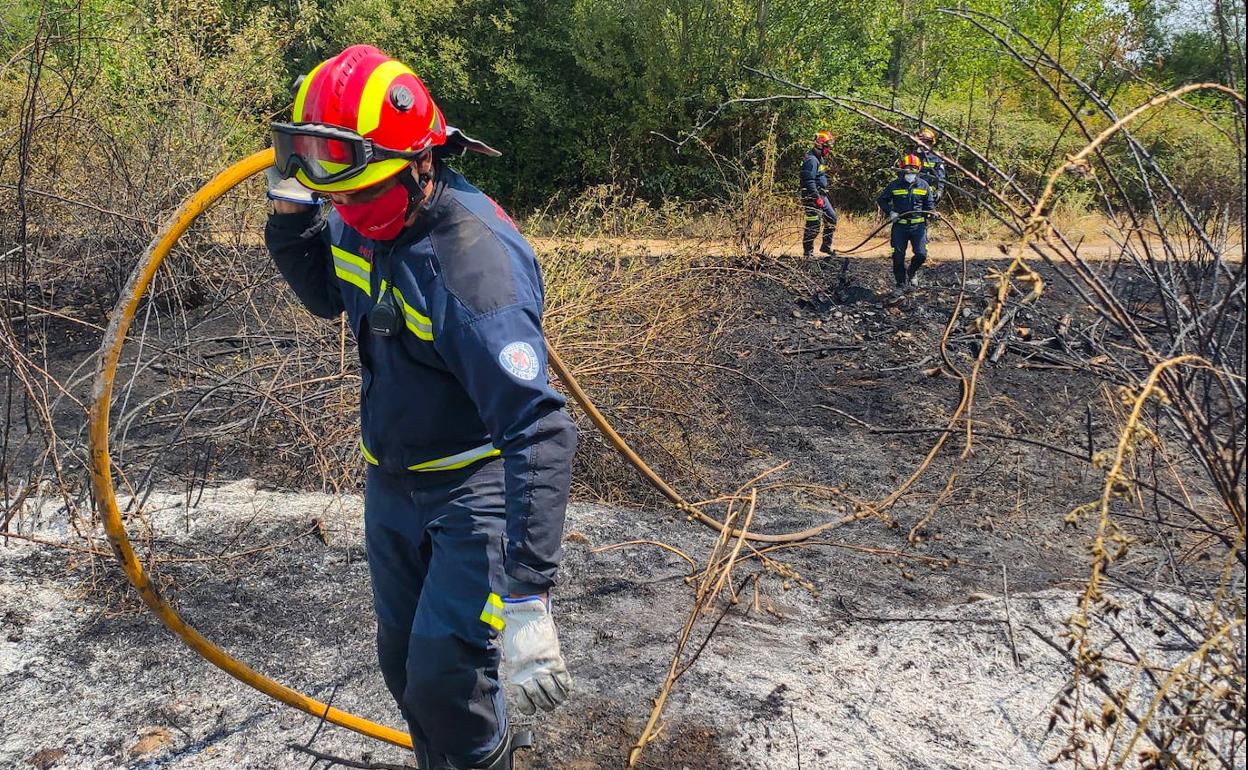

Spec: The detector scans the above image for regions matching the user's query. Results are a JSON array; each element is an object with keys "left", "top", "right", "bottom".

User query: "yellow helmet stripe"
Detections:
[
  {"left": 292, "top": 61, "right": 326, "bottom": 122},
  {"left": 357, "top": 60, "right": 412, "bottom": 136},
  {"left": 296, "top": 157, "right": 409, "bottom": 193}
]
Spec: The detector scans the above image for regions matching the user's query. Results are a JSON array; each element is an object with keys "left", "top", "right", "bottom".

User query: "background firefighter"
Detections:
[
  {"left": 876, "top": 153, "right": 935, "bottom": 296},
  {"left": 912, "top": 126, "right": 948, "bottom": 204},
  {"left": 799, "top": 130, "right": 839, "bottom": 257},
  {"left": 263, "top": 45, "right": 575, "bottom": 770}
]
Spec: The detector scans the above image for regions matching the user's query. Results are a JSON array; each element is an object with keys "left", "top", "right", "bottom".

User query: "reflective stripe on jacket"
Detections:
[
  {"left": 265, "top": 163, "right": 576, "bottom": 594},
  {"left": 876, "top": 175, "right": 935, "bottom": 221}
]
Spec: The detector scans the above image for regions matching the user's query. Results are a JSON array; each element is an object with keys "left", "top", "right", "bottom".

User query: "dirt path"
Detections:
[
  {"left": 530, "top": 218, "right": 1244, "bottom": 262},
  {"left": 0, "top": 481, "right": 1197, "bottom": 770}
]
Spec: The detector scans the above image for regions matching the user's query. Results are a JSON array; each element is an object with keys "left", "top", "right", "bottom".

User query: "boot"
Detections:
[{"left": 820, "top": 240, "right": 836, "bottom": 256}]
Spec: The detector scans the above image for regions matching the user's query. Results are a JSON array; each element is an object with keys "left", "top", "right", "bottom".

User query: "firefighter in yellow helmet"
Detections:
[{"left": 912, "top": 127, "right": 947, "bottom": 203}]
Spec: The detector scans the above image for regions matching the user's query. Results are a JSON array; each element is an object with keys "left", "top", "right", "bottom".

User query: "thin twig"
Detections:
[{"left": 1001, "top": 563, "right": 1021, "bottom": 668}]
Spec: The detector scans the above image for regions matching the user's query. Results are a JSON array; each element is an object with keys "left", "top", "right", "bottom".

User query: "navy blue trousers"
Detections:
[
  {"left": 802, "top": 195, "right": 838, "bottom": 254},
  {"left": 366, "top": 460, "right": 508, "bottom": 768},
  {"left": 890, "top": 222, "right": 928, "bottom": 286}
]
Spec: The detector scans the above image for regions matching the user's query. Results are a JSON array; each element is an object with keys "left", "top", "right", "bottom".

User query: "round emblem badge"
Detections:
[{"left": 499, "top": 341, "right": 540, "bottom": 381}]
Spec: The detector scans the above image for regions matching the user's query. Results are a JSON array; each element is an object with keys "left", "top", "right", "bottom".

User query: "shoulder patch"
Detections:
[{"left": 499, "top": 341, "right": 540, "bottom": 381}]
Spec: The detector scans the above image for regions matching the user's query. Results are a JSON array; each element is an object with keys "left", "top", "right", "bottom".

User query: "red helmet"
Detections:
[
  {"left": 898, "top": 153, "right": 923, "bottom": 171},
  {"left": 290, "top": 45, "right": 446, "bottom": 192},
  {"left": 812, "top": 130, "right": 834, "bottom": 158}
]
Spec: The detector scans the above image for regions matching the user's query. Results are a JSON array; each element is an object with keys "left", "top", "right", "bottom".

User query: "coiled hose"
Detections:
[{"left": 88, "top": 149, "right": 964, "bottom": 748}]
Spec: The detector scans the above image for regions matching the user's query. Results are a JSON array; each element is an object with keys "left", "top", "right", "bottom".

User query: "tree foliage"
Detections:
[{"left": 0, "top": 0, "right": 1241, "bottom": 211}]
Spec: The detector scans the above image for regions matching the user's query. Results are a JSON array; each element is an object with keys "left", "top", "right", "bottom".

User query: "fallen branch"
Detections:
[
  {"left": 591, "top": 539, "right": 698, "bottom": 574},
  {"left": 627, "top": 489, "right": 757, "bottom": 767},
  {"left": 286, "top": 744, "right": 412, "bottom": 770}
]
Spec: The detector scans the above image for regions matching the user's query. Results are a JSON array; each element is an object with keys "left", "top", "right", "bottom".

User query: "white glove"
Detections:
[
  {"left": 502, "top": 596, "right": 573, "bottom": 715},
  {"left": 889, "top": 211, "right": 900, "bottom": 222},
  {"left": 265, "top": 167, "right": 318, "bottom": 206}
]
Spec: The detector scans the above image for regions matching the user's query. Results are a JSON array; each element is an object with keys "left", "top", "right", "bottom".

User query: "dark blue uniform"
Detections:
[
  {"left": 265, "top": 162, "right": 576, "bottom": 768},
  {"left": 877, "top": 174, "right": 935, "bottom": 287},
  {"left": 914, "top": 147, "right": 947, "bottom": 203},
  {"left": 799, "top": 149, "right": 837, "bottom": 255}
]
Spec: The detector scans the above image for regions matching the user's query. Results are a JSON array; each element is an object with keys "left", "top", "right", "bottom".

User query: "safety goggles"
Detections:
[{"left": 271, "top": 122, "right": 427, "bottom": 185}]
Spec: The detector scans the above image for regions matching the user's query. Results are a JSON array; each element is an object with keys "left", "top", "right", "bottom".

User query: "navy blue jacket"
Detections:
[
  {"left": 264, "top": 163, "right": 576, "bottom": 595},
  {"left": 799, "top": 149, "right": 829, "bottom": 198},
  {"left": 877, "top": 174, "right": 935, "bottom": 223},
  {"left": 914, "top": 147, "right": 947, "bottom": 200}
]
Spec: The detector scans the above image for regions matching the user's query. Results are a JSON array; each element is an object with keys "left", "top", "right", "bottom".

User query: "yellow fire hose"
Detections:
[
  {"left": 89, "top": 149, "right": 968, "bottom": 749},
  {"left": 88, "top": 147, "right": 961, "bottom": 749},
  {"left": 86, "top": 148, "right": 728, "bottom": 749},
  {"left": 90, "top": 149, "right": 412, "bottom": 747}
]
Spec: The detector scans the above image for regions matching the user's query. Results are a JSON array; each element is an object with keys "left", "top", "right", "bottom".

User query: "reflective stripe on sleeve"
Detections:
[
  {"left": 479, "top": 593, "right": 505, "bottom": 631},
  {"left": 913, "top": 188, "right": 928, "bottom": 195},
  {"left": 332, "top": 246, "right": 371, "bottom": 295},
  {"left": 360, "top": 439, "right": 501, "bottom": 472},
  {"left": 409, "top": 443, "right": 501, "bottom": 471}
]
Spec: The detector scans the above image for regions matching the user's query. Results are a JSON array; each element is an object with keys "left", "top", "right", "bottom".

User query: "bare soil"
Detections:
[{"left": 0, "top": 483, "right": 1206, "bottom": 770}]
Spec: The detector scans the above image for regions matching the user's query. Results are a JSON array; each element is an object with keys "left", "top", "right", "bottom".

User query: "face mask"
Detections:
[
  {"left": 904, "top": 173, "right": 917, "bottom": 184},
  {"left": 334, "top": 182, "right": 410, "bottom": 241}
]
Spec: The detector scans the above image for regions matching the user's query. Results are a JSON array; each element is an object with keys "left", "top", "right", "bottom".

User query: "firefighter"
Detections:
[
  {"left": 800, "top": 130, "right": 838, "bottom": 257},
  {"left": 263, "top": 45, "right": 575, "bottom": 770},
  {"left": 877, "top": 153, "right": 935, "bottom": 296},
  {"left": 913, "top": 127, "right": 947, "bottom": 204}
]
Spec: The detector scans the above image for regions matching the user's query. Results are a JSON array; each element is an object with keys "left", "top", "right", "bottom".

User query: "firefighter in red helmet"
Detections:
[
  {"left": 799, "top": 131, "right": 839, "bottom": 257},
  {"left": 265, "top": 45, "right": 575, "bottom": 770},
  {"left": 877, "top": 153, "right": 935, "bottom": 296}
]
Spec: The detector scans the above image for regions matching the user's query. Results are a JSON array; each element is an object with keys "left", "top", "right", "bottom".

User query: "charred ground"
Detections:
[{"left": 1, "top": 243, "right": 1236, "bottom": 769}]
